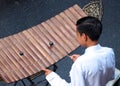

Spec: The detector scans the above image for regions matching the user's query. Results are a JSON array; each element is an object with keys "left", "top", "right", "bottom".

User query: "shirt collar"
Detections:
[{"left": 85, "top": 44, "right": 102, "bottom": 54}]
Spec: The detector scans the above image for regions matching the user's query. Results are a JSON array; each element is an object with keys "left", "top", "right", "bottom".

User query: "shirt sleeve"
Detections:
[
  {"left": 70, "top": 61, "right": 86, "bottom": 86},
  {"left": 46, "top": 72, "right": 70, "bottom": 86},
  {"left": 46, "top": 61, "right": 85, "bottom": 86}
]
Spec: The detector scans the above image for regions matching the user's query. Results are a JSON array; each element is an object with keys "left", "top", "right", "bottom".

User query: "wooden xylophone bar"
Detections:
[{"left": 0, "top": 4, "right": 87, "bottom": 83}]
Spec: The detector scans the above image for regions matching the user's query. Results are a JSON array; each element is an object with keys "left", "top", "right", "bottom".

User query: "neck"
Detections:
[{"left": 86, "top": 41, "right": 98, "bottom": 48}]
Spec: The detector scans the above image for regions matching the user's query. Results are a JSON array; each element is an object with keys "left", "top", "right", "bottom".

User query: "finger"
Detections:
[
  {"left": 43, "top": 69, "right": 52, "bottom": 75},
  {"left": 42, "top": 68, "right": 49, "bottom": 72}
]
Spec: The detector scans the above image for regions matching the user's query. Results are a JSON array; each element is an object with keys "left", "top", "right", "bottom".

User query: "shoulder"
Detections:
[{"left": 101, "top": 46, "right": 115, "bottom": 55}]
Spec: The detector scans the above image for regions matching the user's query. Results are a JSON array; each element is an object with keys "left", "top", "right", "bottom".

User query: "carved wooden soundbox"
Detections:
[{"left": 0, "top": 4, "right": 87, "bottom": 83}]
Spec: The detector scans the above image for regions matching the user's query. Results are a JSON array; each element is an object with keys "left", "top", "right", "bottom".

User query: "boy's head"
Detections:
[{"left": 76, "top": 16, "right": 102, "bottom": 46}]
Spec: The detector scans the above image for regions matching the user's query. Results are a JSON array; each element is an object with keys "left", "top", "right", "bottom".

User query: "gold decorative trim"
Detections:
[{"left": 83, "top": 0, "right": 103, "bottom": 21}]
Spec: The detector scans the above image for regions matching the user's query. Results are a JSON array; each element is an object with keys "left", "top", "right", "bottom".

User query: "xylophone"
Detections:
[{"left": 0, "top": 4, "right": 87, "bottom": 83}]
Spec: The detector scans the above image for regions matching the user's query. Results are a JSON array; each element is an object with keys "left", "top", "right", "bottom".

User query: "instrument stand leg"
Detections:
[
  {"left": 14, "top": 80, "right": 26, "bottom": 86},
  {"left": 14, "top": 81, "right": 17, "bottom": 86},
  {"left": 53, "top": 64, "right": 58, "bottom": 72},
  {"left": 21, "top": 80, "right": 26, "bottom": 86},
  {"left": 27, "top": 77, "right": 36, "bottom": 86}
]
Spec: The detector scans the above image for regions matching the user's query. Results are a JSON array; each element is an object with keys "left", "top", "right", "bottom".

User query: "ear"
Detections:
[{"left": 82, "top": 33, "right": 87, "bottom": 41}]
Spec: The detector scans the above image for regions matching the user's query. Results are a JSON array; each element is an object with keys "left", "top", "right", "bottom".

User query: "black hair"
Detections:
[{"left": 76, "top": 16, "right": 102, "bottom": 41}]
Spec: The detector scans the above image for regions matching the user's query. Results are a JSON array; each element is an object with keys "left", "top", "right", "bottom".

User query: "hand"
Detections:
[
  {"left": 69, "top": 54, "right": 80, "bottom": 62},
  {"left": 42, "top": 69, "right": 52, "bottom": 76}
]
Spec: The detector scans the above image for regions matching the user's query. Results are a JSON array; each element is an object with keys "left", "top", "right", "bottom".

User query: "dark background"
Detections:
[{"left": 0, "top": 0, "right": 120, "bottom": 86}]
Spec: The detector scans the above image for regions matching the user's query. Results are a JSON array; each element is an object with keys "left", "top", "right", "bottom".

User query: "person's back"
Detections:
[{"left": 72, "top": 44, "right": 115, "bottom": 86}]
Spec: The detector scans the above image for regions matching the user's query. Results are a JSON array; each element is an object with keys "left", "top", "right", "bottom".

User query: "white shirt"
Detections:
[{"left": 46, "top": 44, "right": 115, "bottom": 86}]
